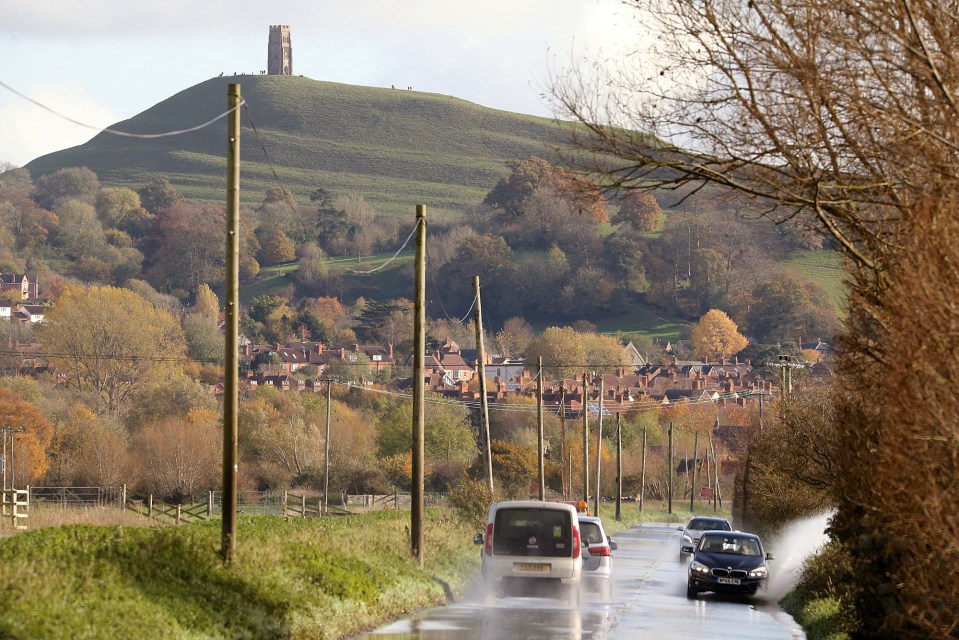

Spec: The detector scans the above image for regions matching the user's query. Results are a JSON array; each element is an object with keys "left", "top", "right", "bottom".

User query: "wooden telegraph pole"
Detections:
[
  {"left": 537, "top": 357, "right": 545, "bottom": 500},
  {"left": 582, "top": 372, "right": 589, "bottom": 504},
  {"left": 221, "top": 83, "right": 241, "bottom": 563},
  {"left": 593, "top": 378, "right": 604, "bottom": 518},
  {"left": 559, "top": 388, "right": 568, "bottom": 499},
  {"left": 323, "top": 377, "right": 334, "bottom": 516},
  {"left": 615, "top": 413, "right": 622, "bottom": 522},
  {"left": 690, "top": 431, "right": 699, "bottom": 514},
  {"left": 411, "top": 205, "right": 426, "bottom": 565},
  {"left": 473, "top": 276, "right": 494, "bottom": 495},
  {"left": 667, "top": 422, "right": 674, "bottom": 514}
]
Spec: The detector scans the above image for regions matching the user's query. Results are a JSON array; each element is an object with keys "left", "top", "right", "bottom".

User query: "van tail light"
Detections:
[
  {"left": 588, "top": 545, "right": 611, "bottom": 557},
  {"left": 484, "top": 523, "right": 493, "bottom": 556},
  {"left": 572, "top": 525, "right": 581, "bottom": 559}
]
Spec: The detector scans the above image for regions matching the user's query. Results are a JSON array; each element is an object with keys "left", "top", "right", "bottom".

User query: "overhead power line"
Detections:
[{"left": 0, "top": 78, "right": 244, "bottom": 139}]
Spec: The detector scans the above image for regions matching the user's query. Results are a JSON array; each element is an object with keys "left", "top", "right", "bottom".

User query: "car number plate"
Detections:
[
  {"left": 718, "top": 577, "right": 741, "bottom": 585},
  {"left": 514, "top": 563, "right": 550, "bottom": 572}
]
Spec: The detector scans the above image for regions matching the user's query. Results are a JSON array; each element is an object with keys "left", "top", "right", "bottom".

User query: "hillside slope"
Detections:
[{"left": 25, "top": 75, "right": 573, "bottom": 217}]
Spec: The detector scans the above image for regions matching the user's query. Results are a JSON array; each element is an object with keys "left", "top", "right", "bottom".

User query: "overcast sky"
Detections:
[{"left": 0, "top": 0, "right": 642, "bottom": 167}]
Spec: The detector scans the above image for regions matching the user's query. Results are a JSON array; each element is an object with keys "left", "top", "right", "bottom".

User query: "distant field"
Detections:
[
  {"left": 594, "top": 304, "right": 690, "bottom": 341},
  {"left": 780, "top": 250, "right": 850, "bottom": 313}
]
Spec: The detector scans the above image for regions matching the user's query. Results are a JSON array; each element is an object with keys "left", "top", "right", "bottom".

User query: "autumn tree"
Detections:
[
  {"left": 494, "top": 317, "right": 533, "bottom": 357},
  {"left": 690, "top": 310, "right": 748, "bottom": 362},
  {"left": 483, "top": 156, "right": 555, "bottom": 219},
  {"left": 374, "top": 397, "right": 476, "bottom": 467},
  {"left": 0, "top": 387, "right": 54, "bottom": 484},
  {"left": 33, "top": 167, "right": 99, "bottom": 211},
  {"left": 525, "top": 326, "right": 587, "bottom": 379},
  {"left": 614, "top": 191, "right": 664, "bottom": 234},
  {"left": 132, "top": 409, "right": 221, "bottom": 501},
  {"left": 137, "top": 177, "right": 182, "bottom": 216},
  {"left": 257, "top": 227, "right": 297, "bottom": 266},
  {"left": 94, "top": 187, "right": 154, "bottom": 238},
  {"left": 39, "top": 285, "right": 187, "bottom": 414}
]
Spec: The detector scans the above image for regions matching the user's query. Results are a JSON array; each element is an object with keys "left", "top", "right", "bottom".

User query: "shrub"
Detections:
[{"left": 447, "top": 473, "right": 493, "bottom": 529}]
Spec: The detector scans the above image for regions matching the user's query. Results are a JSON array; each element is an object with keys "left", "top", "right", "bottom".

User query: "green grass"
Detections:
[
  {"left": 780, "top": 250, "right": 850, "bottom": 314},
  {"left": 780, "top": 592, "right": 853, "bottom": 640},
  {"left": 25, "top": 75, "right": 577, "bottom": 219},
  {"left": 0, "top": 510, "right": 478, "bottom": 640},
  {"left": 595, "top": 302, "right": 690, "bottom": 341}
]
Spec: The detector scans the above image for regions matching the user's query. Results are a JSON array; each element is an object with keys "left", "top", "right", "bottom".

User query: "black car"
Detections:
[{"left": 686, "top": 531, "right": 774, "bottom": 599}]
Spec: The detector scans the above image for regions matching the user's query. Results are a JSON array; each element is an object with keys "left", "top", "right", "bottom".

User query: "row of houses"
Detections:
[{"left": 240, "top": 336, "right": 799, "bottom": 417}]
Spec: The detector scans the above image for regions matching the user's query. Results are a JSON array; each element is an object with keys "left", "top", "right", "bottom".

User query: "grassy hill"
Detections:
[{"left": 25, "top": 75, "right": 574, "bottom": 218}]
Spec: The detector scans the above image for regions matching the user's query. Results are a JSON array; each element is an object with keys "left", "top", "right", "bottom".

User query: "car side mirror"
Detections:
[
  {"left": 473, "top": 534, "right": 484, "bottom": 545},
  {"left": 681, "top": 545, "right": 694, "bottom": 553},
  {"left": 677, "top": 526, "right": 685, "bottom": 531},
  {"left": 766, "top": 552, "right": 775, "bottom": 560},
  {"left": 609, "top": 541, "right": 618, "bottom": 551}
]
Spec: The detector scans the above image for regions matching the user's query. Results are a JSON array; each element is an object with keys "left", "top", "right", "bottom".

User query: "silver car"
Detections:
[
  {"left": 578, "top": 515, "right": 616, "bottom": 597},
  {"left": 678, "top": 516, "right": 732, "bottom": 560}
]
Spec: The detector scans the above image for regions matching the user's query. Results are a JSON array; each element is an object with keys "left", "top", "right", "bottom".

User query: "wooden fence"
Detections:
[{"left": 1, "top": 488, "right": 29, "bottom": 529}]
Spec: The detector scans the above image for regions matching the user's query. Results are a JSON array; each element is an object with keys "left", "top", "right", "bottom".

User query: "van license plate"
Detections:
[
  {"left": 515, "top": 563, "right": 550, "bottom": 572},
  {"left": 718, "top": 577, "right": 741, "bottom": 585}
]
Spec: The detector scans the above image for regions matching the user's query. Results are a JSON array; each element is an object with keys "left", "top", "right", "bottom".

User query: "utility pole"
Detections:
[
  {"left": 615, "top": 413, "right": 622, "bottom": 522},
  {"left": 593, "top": 377, "right": 604, "bottom": 518},
  {"left": 559, "top": 387, "right": 567, "bottom": 499},
  {"left": 473, "top": 276, "right": 493, "bottom": 495},
  {"left": 322, "top": 376, "right": 337, "bottom": 516},
  {"left": 690, "top": 431, "right": 699, "bottom": 513},
  {"left": 710, "top": 435, "right": 719, "bottom": 512},
  {"left": 667, "top": 422, "right": 674, "bottom": 514},
  {"left": 537, "top": 357, "right": 545, "bottom": 500},
  {"left": 221, "top": 83, "right": 241, "bottom": 564},
  {"left": 411, "top": 205, "right": 426, "bottom": 565},
  {"left": 640, "top": 425, "right": 647, "bottom": 512},
  {"left": 1, "top": 427, "right": 24, "bottom": 491},
  {"left": 582, "top": 372, "right": 589, "bottom": 504}
]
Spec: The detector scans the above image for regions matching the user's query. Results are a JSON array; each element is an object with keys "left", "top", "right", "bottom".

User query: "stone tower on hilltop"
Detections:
[{"left": 267, "top": 25, "right": 293, "bottom": 75}]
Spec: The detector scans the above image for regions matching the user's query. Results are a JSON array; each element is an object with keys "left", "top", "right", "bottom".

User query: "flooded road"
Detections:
[{"left": 358, "top": 522, "right": 806, "bottom": 639}]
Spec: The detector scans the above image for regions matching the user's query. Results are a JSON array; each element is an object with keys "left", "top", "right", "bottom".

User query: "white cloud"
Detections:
[{"left": 0, "top": 86, "right": 119, "bottom": 167}]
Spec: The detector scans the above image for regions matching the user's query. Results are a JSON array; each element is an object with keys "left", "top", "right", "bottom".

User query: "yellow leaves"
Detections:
[{"left": 690, "top": 309, "right": 748, "bottom": 361}]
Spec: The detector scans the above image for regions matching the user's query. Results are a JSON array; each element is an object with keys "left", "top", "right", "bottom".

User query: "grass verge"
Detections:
[{"left": 0, "top": 509, "right": 478, "bottom": 640}]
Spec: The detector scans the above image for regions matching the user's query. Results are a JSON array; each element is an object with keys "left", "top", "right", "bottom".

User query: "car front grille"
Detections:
[{"left": 711, "top": 568, "right": 748, "bottom": 579}]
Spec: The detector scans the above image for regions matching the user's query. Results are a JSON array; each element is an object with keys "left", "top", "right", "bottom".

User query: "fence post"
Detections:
[
  {"left": 208, "top": 491, "right": 213, "bottom": 517},
  {"left": 283, "top": 490, "right": 288, "bottom": 517},
  {"left": 121, "top": 484, "right": 127, "bottom": 511},
  {"left": 301, "top": 494, "right": 306, "bottom": 518},
  {"left": 176, "top": 504, "right": 182, "bottom": 525},
  {"left": 148, "top": 494, "right": 153, "bottom": 519}
]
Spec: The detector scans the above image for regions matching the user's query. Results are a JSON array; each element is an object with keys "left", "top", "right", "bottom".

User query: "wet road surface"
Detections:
[{"left": 357, "top": 522, "right": 806, "bottom": 639}]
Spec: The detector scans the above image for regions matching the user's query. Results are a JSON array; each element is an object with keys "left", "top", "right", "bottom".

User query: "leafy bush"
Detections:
[{"left": 447, "top": 473, "right": 493, "bottom": 529}]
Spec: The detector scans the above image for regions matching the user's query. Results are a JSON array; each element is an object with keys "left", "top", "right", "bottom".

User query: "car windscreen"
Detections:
[
  {"left": 699, "top": 534, "right": 762, "bottom": 556},
  {"left": 580, "top": 521, "right": 603, "bottom": 545},
  {"left": 688, "top": 519, "right": 730, "bottom": 531},
  {"left": 493, "top": 508, "right": 573, "bottom": 558}
]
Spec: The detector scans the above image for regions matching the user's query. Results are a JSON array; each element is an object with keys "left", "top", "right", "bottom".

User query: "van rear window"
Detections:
[{"left": 493, "top": 508, "right": 573, "bottom": 558}]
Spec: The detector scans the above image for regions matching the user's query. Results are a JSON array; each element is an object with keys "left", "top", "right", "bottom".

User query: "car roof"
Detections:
[
  {"left": 490, "top": 500, "right": 578, "bottom": 512},
  {"left": 689, "top": 516, "right": 729, "bottom": 523},
  {"left": 577, "top": 515, "right": 603, "bottom": 525},
  {"left": 700, "top": 530, "right": 762, "bottom": 541}
]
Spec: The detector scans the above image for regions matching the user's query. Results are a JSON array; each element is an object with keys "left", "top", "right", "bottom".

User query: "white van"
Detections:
[{"left": 473, "top": 500, "right": 584, "bottom": 602}]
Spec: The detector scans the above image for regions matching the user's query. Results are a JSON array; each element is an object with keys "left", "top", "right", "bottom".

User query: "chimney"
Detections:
[
  {"left": 340, "top": 348, "right": 345, "bottom": 358},
  {"left": 388, "top": 344, "right": 394, "bottom": 358},
  {"left": 314, "top": 343, "right": 322, "bottom": 353}
]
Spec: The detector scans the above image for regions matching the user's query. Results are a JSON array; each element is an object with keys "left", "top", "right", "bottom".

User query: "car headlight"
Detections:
[
  {"left": 682, "top": 534, "right": 692, "bottom": 544},
  {"left": 748, "top": 566, "right": 768, "bottom": 578},
  {"left": 690, "top": 561, "right": 711, "bottom": 575}
]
